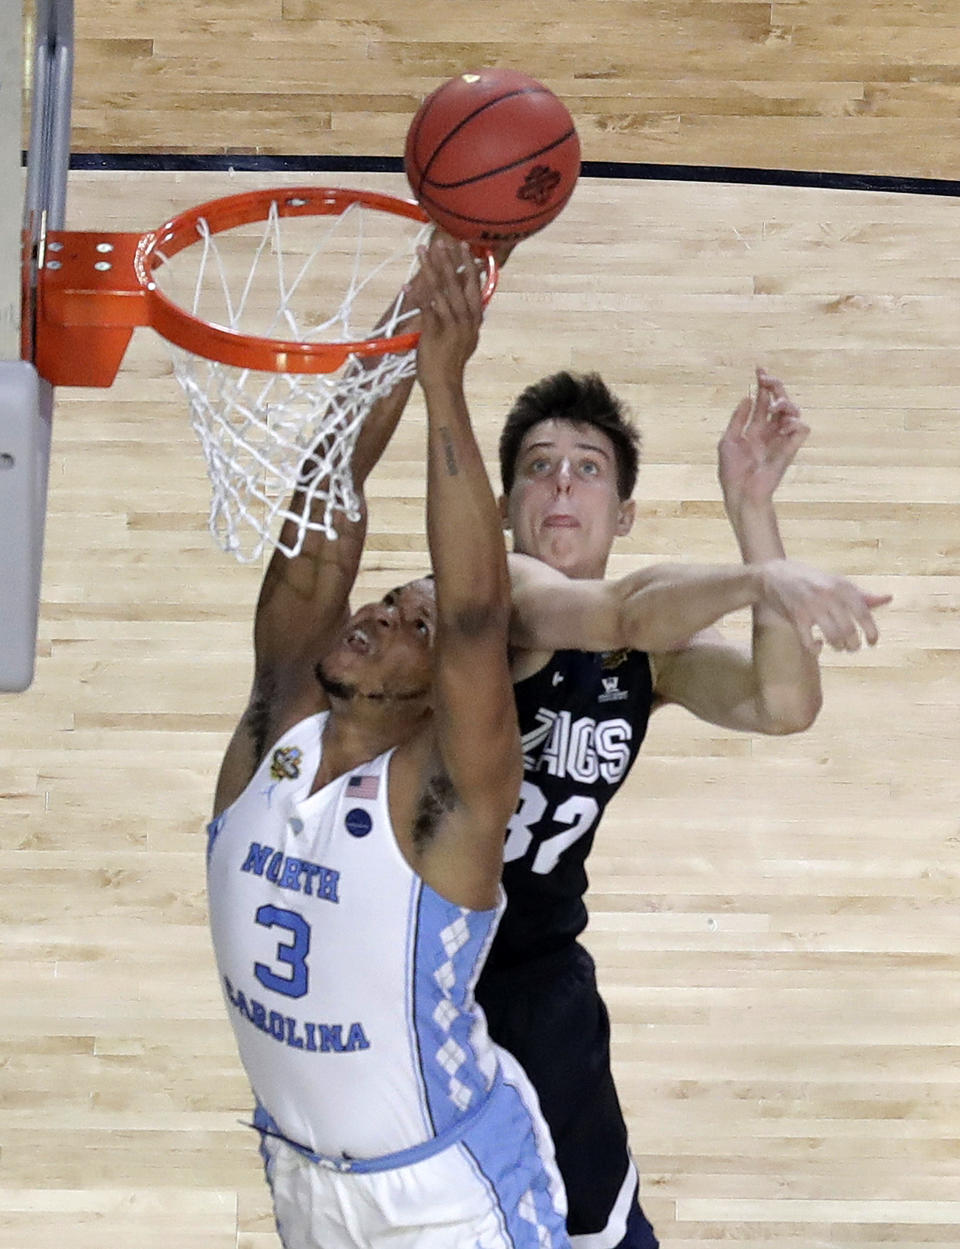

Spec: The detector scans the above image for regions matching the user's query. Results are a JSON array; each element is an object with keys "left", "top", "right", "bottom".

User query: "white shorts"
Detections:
[{"left": 257, "top": 1052, "right": 569, "bottom": 1249}]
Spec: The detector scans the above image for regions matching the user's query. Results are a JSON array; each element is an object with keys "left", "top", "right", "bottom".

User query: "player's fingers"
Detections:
[
  {"left": 457, "top": 243, "right": 484, "bottom": 317},
  {"left": 724, "top": 395, "right": 753, "bottom": 439},
  {"left": 767, "top": 411, "right": 805, "bottom": 440},
  {"left": 757, "top": 367, "right": 788, "bottom": 399},
  {"left": 833, "top": 592, "right": 869, "bottom": 650},
  {"left": 833, "top": 601, "right": 866, "bottom": 651},
  {"left": 426, "top": 226, "right": 456, "bottom": 249},
  {"left": 774, "top": 421, "right": 810, "bottom": 458},
  {"left": 434, "top": 235, "right": 461, "bottom": 281},
  {"left": 805, "top": 593, "right": 860, "bottom": 651},
  {"left": 752, "top": 377, "right": 772, "bottom": 423},
  {"left": 421, "top": 257, "right": 454, "bottom": 321},
  {"left": 820, "top": 622, "right": 859, "bottom": 652},
  {"left": 802, "top": 628, "right": 822, "bottom": 654},
  {"left": 440, "top": 241, "right": 479, "bottom": 320},
  {"left": 418, "top": 230, "right": 452, "bottom": 292},
  {"left": 411, "top": 249, "right": 439, "bottom": 321},
  {"left": 857, "top": 608, "right": 880, "bottom": 647},
  {"left": 760, "top": 373, "right": 804, "bottom": 430},
  {"left": 769, "top": 396, "right": 802, "bottom": 423},
  {"left": 430, "top": 242, "right": 469, "bottom": 320},
  {"left": 408, "top": 259, "right": 446, "bottom": 316},
  {"left": 417, "top": 239, "right": 447, "bottom": 283},
  {"left": 847, "top": 591, "right": 888, "bottom": 646},
  {"left": 794, "top": 615, "right": 822, "bottom": 653}
]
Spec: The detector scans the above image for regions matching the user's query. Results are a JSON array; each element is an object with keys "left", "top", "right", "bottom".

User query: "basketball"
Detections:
[{"left": 404, "top": 69, "right": 581, "bottom": 245}]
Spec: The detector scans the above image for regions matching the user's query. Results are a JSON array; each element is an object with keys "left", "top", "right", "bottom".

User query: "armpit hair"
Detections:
[{"left": 412, "top": 771, "right": 458, "bottom": 847}]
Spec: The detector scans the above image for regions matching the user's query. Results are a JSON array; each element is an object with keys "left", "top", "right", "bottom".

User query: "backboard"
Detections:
[
  {"left": 0, "top": 5, "right": 22, "bottom": 362},
  {"left": 0, "top": 0, "right": 71, "bottom": 691}
]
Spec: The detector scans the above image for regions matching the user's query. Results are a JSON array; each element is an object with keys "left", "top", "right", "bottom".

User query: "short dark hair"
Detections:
[{"left": 498, "top": 371, "right": 641, "bottom": 500}]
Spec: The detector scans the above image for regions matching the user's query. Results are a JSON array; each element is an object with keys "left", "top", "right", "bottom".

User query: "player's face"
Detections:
[
  {"left": 320, "top": 579, "right": 437, "bottom": 702},
  {"left": 502, "top": 419, "right": 635, "bottom": 579}
]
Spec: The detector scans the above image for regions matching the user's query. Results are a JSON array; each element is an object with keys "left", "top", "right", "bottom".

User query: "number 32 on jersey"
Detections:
[{"left": 503, "top": 780, "right": 600, "bottom": 875}]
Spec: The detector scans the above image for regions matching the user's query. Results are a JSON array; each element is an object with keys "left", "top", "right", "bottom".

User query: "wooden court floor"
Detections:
[
  {"left": 4, "top": 3, "right": 960, "bottom": 1247},
  {"left": 68, "top": 0, "right": 960, "bottom": 179}
]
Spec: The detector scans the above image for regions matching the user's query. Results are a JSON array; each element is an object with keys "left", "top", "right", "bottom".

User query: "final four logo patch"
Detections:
[{"left": 270, "top": 745, "right": 303, "bottom": 781}]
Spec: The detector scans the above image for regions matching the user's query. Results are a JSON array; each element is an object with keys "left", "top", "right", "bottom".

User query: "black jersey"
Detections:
[{"left": 485, "top": 647, "right": 654, "bottom": 970}]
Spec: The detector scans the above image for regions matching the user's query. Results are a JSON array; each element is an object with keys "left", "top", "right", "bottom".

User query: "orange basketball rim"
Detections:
[{"left": 30, "top": 185, "right": 499, "bottom": 386}]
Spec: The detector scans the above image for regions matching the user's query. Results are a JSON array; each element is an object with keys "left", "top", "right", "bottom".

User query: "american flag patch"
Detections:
[{"left": 346, "top": 774, "right": 379, "bottom": 800}]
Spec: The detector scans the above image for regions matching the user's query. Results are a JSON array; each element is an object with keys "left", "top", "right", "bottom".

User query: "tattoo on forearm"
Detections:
[{"left": 439, "top": 428, "right": 459, "bottom": 476}]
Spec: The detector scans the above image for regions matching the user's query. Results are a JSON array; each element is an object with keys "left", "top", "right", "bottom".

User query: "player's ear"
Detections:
[
  {"left": 498, "top": 494, "right": 512, "bottom": 530},
  {"left": 615, "top": 498, "right": 635, "bottom": 537}
]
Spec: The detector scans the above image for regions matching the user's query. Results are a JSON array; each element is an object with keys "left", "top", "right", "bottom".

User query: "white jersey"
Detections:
[{"left": 206, "top": 711, "right": 505, "bottom": 1162}]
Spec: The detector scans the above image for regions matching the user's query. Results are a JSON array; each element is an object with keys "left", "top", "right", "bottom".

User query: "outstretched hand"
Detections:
[
  {"left": 414, "top": 237, "right": 485, "bottom": 391},
  {"left": 719, "top": 368, "right": 810, "bottom": 513},
  {"left": 759, "top": 559, "right": 892, "bottom": 653}
]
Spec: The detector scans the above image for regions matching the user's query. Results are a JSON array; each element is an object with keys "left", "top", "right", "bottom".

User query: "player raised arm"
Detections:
[
  {"left": 698, "top": 367, "right": 821, "bottom": 726},
  {"left": 249, "top": 233, "right": 511, "bottom": 702},
  {"left": 506, "top": 371, "right": 890, "bottom": 733},
  {"left": 249, "top": 267, "right": 435, "bottom": 693},
  {"left": 508, "top": 552, "right": 888, "bottom": 664},
  {"left": 213, "top": 248, "right": 443, "bottom": 816},
  {"left": 403, "top": 238, "right": 521, "bottom": 909},
  {"left": 719, "top": 367, "right": 809, "bottom": 563},
  {"left": 652, "top": 370, "right": 891, "bottom": 732}
]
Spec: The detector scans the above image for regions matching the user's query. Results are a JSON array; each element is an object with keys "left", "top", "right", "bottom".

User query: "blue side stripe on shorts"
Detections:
[{"left": 457, "top": 1077, "right": 569, "bottom": 1249}]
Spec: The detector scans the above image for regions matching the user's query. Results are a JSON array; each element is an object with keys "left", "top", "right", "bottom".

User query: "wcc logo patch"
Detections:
[
  {"left": 270, "top": 746, "right": 303, "bottom": 781},
  {"left": 598, "top": 675, "right": 628, "bottom": 704}
]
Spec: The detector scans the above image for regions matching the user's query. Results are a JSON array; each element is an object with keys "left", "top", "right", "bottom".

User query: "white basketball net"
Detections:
[{"left": 158, "top": 198, "right": 430, "bottom": 562}]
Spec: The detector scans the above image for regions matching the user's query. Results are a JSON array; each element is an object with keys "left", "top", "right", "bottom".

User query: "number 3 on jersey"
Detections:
[
  {"left": 503, "top": 780, "right": 600, "bottom": 874},
  {"left": 254, "top": 904, "right": 310, "bottom": 998}
]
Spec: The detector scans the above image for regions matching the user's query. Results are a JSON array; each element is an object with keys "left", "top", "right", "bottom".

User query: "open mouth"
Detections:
[{"left": 345, "top": 625, "right": 372, "bottom": 654}]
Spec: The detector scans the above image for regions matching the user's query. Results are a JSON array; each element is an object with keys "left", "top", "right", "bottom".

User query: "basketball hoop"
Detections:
[{"left": 32, "top": 186, "right": 498, "bottom": 560}]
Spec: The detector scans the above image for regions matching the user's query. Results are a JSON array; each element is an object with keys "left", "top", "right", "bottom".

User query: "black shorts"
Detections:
[{"left": 476, "top": 943, "right": 659, "bottom": 1249}]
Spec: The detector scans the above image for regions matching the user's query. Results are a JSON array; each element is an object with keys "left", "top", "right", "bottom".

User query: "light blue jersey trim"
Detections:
[
  {"left": 252, "top": 1072, "right": 504, "bottom": 1174},
  {"left": 411, "top": 885, "right": 501, "bottom": 1133},
  {"left": 403, "top": 876, "right": 435, "bottom": 1136}
]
